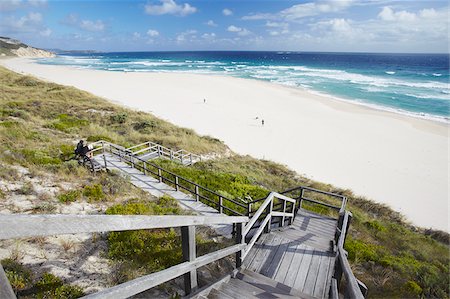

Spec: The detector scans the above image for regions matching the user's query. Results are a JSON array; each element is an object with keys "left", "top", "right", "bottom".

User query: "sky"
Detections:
[{"left": 0, "top": 0, "right": 448, "bottom": 53}]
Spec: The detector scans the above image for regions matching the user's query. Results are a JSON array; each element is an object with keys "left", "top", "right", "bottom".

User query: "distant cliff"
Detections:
[{"left": 0, "top": 36, "right": 55, "bottom": 58}]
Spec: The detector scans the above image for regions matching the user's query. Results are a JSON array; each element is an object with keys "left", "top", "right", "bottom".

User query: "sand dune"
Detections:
[{"left": 1, "top": 58, "right": 448, "bottom": 231}]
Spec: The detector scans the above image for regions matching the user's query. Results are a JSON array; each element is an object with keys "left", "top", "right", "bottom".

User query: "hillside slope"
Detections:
[{"left": 0, "top": 37, "right": 54, "bottom": 58}]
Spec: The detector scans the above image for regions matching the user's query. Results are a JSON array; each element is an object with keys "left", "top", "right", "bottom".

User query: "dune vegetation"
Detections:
[{"left": 0, "top": 65, "right": 448, "bottom": 298}]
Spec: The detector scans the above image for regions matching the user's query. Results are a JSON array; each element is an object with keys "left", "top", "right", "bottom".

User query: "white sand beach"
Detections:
[{"left": 1, "top": 58, "right": 448, "bottom": 231}]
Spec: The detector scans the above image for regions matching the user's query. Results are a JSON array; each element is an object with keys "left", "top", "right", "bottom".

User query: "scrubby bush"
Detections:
[
  {"left": 35, "top": 272, "right": 84, "bottom": 299},
  {"left": 110, "top": 113, "right": 127, "bottom": 124},
  {"left": 48, "top": 114, "right": 89, "bottom": 133},
  {"left": 82, "top": 184, "right": 105, "bottom": 201},
  {"left": 106, "top": 197, "right": 183, "bottom": 276},
  {"left": 58, "top": 190, "right": 82, "bottom": 203},
  {"left": 1, "top": 258, "right": 33, "bottom": 291}
]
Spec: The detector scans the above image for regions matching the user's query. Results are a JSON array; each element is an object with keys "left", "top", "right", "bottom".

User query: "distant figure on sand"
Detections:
[
  {"left": 204, "top": 98, "right": 206, "bottom": 103},
  {"left": 262, "top": 119, "right": 265, "bottom": 126}
]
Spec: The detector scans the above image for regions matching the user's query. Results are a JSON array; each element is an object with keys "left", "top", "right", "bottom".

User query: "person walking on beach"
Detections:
[
  {"left": 262, "top": 119, "right": 265, "bottom": 126},
  {"left": 204, "top": 98, "right": 206, "bottom": 103}
]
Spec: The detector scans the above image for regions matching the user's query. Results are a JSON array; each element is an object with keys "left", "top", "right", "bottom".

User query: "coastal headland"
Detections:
[{"left": 1, "top": 57, "right": 448, "bottom": 231}]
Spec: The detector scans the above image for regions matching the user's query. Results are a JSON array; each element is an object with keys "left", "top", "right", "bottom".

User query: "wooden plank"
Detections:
[
  {"left": 261, "top": 237, "right": 291, "bottom": 279},
  {"left": 313, "top": 254, "right": 332, "bottom": 298},
  {"left": 283, "top": 244, "right": 307, "bottom": 287},
  {"left": 253, "top": 235, "right": 283, "bottom": 274},
  {"left": 182, "top": 226, "right": 197, "bottom": 294},
  {"left": 303, "top": 253, "right": 324, "bottom": 295},
  {"left": 246, "top": 234, "right": 276, "bottom": 272},
  {"left": 242, "top": 233, "right": 269, "bottom": 269},
  {"left": 208, "top": 287, "right": 234, "bottom": 299},
  {"left": 273, "top": 241, "right": 301, "bottom": 283},
  {"left": 238, "top": 269, "right": 316, "bottom": 299},
  {"left": 82, "top": 243, "right": 245, "bottom": 299},
  {"left": 0, "top": 215, "right": 248, "bottom": 240},
  {"left": 0, "top": 263, "right": 17, "bottom": 299},
  {"left": 224, "top": 278, "right": 261, "bottom": 298},
  {"left": 324, "top": 256, "right": 336, "bottom": 299},
  {"left": 292, "top": 247, "right": 315, "bottom": 291}
]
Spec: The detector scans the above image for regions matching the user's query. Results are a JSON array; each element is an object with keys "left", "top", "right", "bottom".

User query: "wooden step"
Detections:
[
  {"left": 237, "top": 269, "right": 316, "bottom": 299},
  {"left": 207, "top": 288, "right": 234, "bottom": 299}
]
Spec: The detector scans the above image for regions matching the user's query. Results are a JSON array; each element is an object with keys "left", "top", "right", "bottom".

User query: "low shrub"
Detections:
[
  {"left": 18, "top": 181, "right": 35, "bottom": 195},
  {"left": 48, "top": 114, "right": 89, "bottom": 133},
  {"left": 82, "top": 184, "right": 105, "bottom": 201},
  {"left": 35, "top": 272, "right": 84, "bottom": 299},
  {"left": 21, "top": 149, "right": 61, "bottom": 166},
  {"left": 1, "top": 258, "right": 33, "bottom": 291},
  {"left": 110, "top": 113, "right": 127, "bottom": 124},
  {"left": 58, "top": 190, "right": 82, "bottom": 203},
  {"left": 106, "top": 197, "right": 183, "bottom": 276}
]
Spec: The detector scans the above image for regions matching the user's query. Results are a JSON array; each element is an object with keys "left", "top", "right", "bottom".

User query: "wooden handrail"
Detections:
[
  {"left": 332, "top": 211, "right": 365, "bottom": 299},
  {"left": 0, "top": 215, "right": 248, "bottom": 240},
  {"left": 125, "top": 141, "right": 201, "bottom": 165},
  {"left": 241, "top": 192, "right": 296, "bottom": 260},
  {"left": 1, "top": 213, "right": 248, "bottom": 298},
  {"left": 82, "top": 243, "right": 246, "bottom": 299},
  {"left": 97, "top": 142, "right": 247, "bottom": 216}
]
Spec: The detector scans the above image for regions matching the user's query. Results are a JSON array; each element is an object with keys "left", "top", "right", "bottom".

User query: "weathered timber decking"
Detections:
[
  {"left": 93, "top": 153, "right": 233, "bottom": 236},
  {"left": 243, "top": 209, "right": 337, "bottom": 299}
]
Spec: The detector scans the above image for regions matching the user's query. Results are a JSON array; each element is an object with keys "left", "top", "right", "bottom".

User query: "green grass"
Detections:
[
  {"left": 1, "top": 259, "right": 83, "bottom": 298},
  {"left": 0, "top": 65, "right": 448, "bottom": 298},
  {"left": 105, "top": 196, "right": 184, "bottom": 282}
]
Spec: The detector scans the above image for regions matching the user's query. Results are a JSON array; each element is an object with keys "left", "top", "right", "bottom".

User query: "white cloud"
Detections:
[
  {"left": 0, "top": 12, "right": 45, "bottom": 33},
  {"left": 176, "top": 29, "right": 197, "bottom": 42},
  {"left": 243, "top": 0, "right": 353, "bottom": 21},
  {"left": 80, "top": 20, "right": 105, "bottom": 32},
  {"left": 147, "top": 29, "right": 159, "bottom": 37},
  {"left": 205, "top": 20, "right": 217, "bottom": 27},
  {"left": 222, "top": 8, "right": 233, "bottom": 16},
  {"left": 378, "top": 7, "right": 416, "bottom": 22},
  {"left": 0, "top": 0, "right": 47, "bottom": 11},
  {"left": 202, "top": 33, "right": 216, "bottom": 39},
  {"left": 265, "top": 21, "right": 289, "bottom": 35},
  {"left": 0, "top": 0, "right": 22, "bottom": 11},
  {"left": 63, "top": 14, "right": 105, "bottom": 32},
  {"left": 28, "top": 0, "right": 47, "bottom": 7},
  {"left": 40, "top": 28, "right": 51, "bottom": 36},
  {"left": 227, "top": 25, "right": 251, "bottom": 36},
  {"left": 132, "top": 32, "right": 141, "bottom": 40},
  {"left": 145, "top": 0, "right": 196, "bottom": 16}
]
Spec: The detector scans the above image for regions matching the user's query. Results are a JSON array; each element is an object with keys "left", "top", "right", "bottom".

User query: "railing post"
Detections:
[
  {"left": 175, "top": 176, "right": 179, "bottom": 191},
  {"left": 181, "top": 154, "right": 184, "bottom": 165},
  {"left": 235, "top": 222, "right": 243, "bottom": 268},
  {"left": 170, "top": 150, "right": 173, "bottom": 160},
  {"left": 195, "top": 186, "right": 199, "bottom": 201},
  {"left": 281, "top": 199, "right": 286, "bottom": 227},
  {"left": 143, "top": 161, "right": 147, "bottom": 175},
  {"left": 264, "top": 199, "right": 273, "bottom": 233},
  {"left": 0, "top": 263, "right": 17, "bottom": 299},
  {"left": 218, "top": 196, "right": 223, "bottom": 214},
  {"left": 181, "top": 226, "right": 197, "bottom": 295},
  {"left": 247, "top": 202, "right": 252, "bottom": 216},
  {"left": 190, "top": 154, "right": 193, "bottom": 165},
  {"left": 299, "top": 188, "right": 305, "bottom": 210},
  {"left": 158, "top": 168, "right": 162, "bottom": 183},
  {"left": 101, "top": 141, "right": 107, "bottom": 170},
  {"left": 158, "top": 145, "right": 161, "bottom": 157}
]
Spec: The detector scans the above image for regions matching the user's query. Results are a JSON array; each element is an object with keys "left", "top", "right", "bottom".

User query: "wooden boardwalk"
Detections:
[
  {"left": 242, "top": 210, "right": 337, "bottom": 299},
  {"left": 93, "top": 153, "right": 233, "bottom": 236}
]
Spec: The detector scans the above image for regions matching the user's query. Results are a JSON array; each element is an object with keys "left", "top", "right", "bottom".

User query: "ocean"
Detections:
[{"left": 37, "top": 51, "right": 449, "bottom": 122}]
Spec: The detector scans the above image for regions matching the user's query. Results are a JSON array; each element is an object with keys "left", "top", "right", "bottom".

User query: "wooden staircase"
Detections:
[{"left": 193, "top": 269, "right": 315, "bottom": 299}]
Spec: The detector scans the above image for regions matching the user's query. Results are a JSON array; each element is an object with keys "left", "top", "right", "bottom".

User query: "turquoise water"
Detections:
[{"left": 37, "top": 51, "right": 450, "bottom": 122}]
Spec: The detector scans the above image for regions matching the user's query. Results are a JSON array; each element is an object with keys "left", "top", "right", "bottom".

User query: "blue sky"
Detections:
[{"left": 0, "top": 0, "right": 448, "bottom": 53}]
